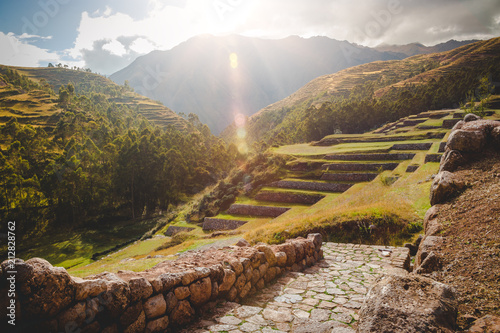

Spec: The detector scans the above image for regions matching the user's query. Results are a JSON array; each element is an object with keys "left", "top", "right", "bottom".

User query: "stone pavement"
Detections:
[{"left": 180, "top": 242, "right": 410, "bottom": 333}]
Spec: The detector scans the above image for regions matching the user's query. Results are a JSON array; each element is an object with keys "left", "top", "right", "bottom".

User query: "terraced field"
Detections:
[{"left": 200, "top": 109, "right": 455, "bottom": 233}]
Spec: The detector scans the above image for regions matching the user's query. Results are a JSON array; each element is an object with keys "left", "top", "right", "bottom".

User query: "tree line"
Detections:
[{"left": 0, "top": 69, "right": 239, "bottom": 236}]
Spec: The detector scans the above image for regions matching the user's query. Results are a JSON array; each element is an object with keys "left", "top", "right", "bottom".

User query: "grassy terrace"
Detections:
[{"left": 56, "top": 108, "right": 493, "bottom": 276}]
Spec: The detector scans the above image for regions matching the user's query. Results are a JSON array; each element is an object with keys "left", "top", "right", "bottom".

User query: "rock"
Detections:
[
  {"left": 170, "top": 300, "right": 195, "bottom": 326},
  {"left": 423, "top": 205, "right": 442, "bottom": 236},
  {"left": 466, "top": 315, "right": 500, "bottom": 333},
  {"left": 99, "top": 273, "right": 130, "bottom": 318},
  {"left": 143, "top": 294, "right": 166, "bottom": 319},
  {"left": 256, "top": 245, "right": 277, "bottom": 267},
  {"left": 227, "top": 258, "right": 244, "bottom": 276},
  {"left": 307, "top": 233, "right": 323, "bottom": 250},
  {"left": 415, "top": 235, "right": 444, "bottom": 269},
  {"left": 275, "top": 251, "right": 287, "bottom": 267},
  {"left": 210, "top": 281, "right": 219, "bottom": 300},
  {"left": 439, "top": 149, "right": 466, "bottom": 172},
  {"left": 174, "top": 286, "right": 190, "bottom": 300},
  {"left": 120, "top": 302, "right": 143, "bottom": 327},
  {"left": 451, "top": 120, "right": 464, "bottom": 131},
  {"left": 23, "top": 258, "right": 76, "bottom": 318},
  {"left": 464, "top": 113, "right": 481, "bottom": 122},
  {"left": 291, "top": 241, "right": 305, "bottom": 261},
  {"left": 357, "top": 273, "right": 457, "bottom": 332},
  {"left": 73, "top": 277, "right": 107, "bottom": 301},
  {"left": 262, "top": 308, "right": 293, "bottom": 322},
  {"left": 128, "top": 277, "right": 153, "bottom": 303},
  {"left": 123, "top": 310, "right": 145, "bottom": 333},
  {"left": 145, "top": 315, "right": 169, "bottom": 333},
  {"left": 461, "top": 119, "right": 500, "bottom": 134},
  {"left": 415, "top": 251, "right": 443, "bottom": 274},
  {"left": 164, "top": 292, "right": 178, "bottom": 314},
  {"left": 57, "top": 301, "right": 87, "bottom": 331},
  {"left": 239, "top": 281, "right": 252, "bottom": 298},
  {"left": 149, "top": 273, "right": 182, "bottom": 293},
  {"left": 429, "top": 171, "right": 466, "bottom": 205},
  {"left": 446, "top": 129, "right": 486, "bottom": 153},
  {"left": 275, "top": 243, "right": 296, "bottom": 266},
  {"left": 1, "top": 258, "right": 33, "bottom": 293},
  {"left": 234, "top": 274, "right": 246, "bottom": 293},
  {"left": 492, "top": 126, "right": 500, "bottom": 148},
  {"left": 235, "top": 238, "right": 251, "bottom": 247},
  {"left": 189, "top": 277, "right": 212, "bottom": 306},
  {"left": 404, "top": 243, "right": 418, "bottom": 256},
  {"left": 219, "top": 269, "right": 236, "bottom": 292}
]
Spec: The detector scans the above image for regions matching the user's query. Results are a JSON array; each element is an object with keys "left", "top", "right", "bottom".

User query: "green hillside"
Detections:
[
  {"left": 68, "top": 105, "right": 499, "bottom": 277},
  {"left": 0, "top": 65, "right": 238, "bottom": 269},
  {"left": 0, "top": 65, "right": 187, "bottom": 130},
  {"left": 222, "top": 37, "right": 500, "bottom": 146}
]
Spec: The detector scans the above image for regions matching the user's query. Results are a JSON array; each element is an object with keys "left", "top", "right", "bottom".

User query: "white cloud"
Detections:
[{"left": 0, "top": 32, "right": 61, "bottom": 67}]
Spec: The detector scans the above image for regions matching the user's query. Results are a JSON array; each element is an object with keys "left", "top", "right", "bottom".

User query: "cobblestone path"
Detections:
[{"left": 180, "top": 242, "right": 410, "bottom": 333}]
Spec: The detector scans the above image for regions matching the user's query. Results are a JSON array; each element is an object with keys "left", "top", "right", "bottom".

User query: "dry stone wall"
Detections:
[
  {"left": 226, "top": 204, "right": 290, "bottom": 217},
  {"left": 0, "top": 235, "right": 324, "bottom": 333}
]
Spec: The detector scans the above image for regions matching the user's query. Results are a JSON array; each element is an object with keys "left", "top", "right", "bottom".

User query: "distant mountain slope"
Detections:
[
  {"left": 110, "top": 35, "right": 412, "bottom": 134},
  {"left": 222, "top": 37, "right": 500, "bottom": 145},
  {"left": 374, "top": 39, "right": 477, "bottom": 57},
  {"left": 1, "top": 66, "right": 188, "bottom": 130}
]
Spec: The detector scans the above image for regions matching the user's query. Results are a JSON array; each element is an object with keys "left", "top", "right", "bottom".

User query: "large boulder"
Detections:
[
  {"left": 23, "top": 258, "right": 75, "bottom": 318},
  {"left": 439, "top": 149, "right": 466, "bottom": 172},
  {"left": 357, "top": 273, "right": 457, "bottom": 332},
  {"left": 429, "top": 171, "right": 466, "bottom": 205},
  {"left": 446, "top": 129, "right": 486, "bottom": 153}
]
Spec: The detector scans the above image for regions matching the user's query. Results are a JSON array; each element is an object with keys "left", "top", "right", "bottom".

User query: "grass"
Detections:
[{"left": 18, "top": 217, "right": 161, "bottom": 270}]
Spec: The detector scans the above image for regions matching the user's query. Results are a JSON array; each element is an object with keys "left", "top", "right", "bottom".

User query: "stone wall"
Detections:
[
  {"left": 202, "top": 218, "right": 248, "bottom": 231},
  {"left": 254, "top": 191, "right": 324, "bottom": 205},
  {"left": 0, "top": 235, "right": 324, "bottom": 333},
  {"left": 320, "top": 172, "right": 378, "bottom": 182},
  {"left": 321, "top": 162, "right": 399, "bottom": 171},
  {"left": 391, "top": 142, "right": 433, "bottom": 150},
  {"left": 226, "top": 204, "right": 290, "bottom": 217},
  {"left": 269, "top": 180, "right": 353, "bottom": 192},
  {"left": 324, "top": 153, "right": 415, "bottom": 161}
]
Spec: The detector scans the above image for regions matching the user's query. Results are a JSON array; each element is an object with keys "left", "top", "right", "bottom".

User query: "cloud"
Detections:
[
  {"left": 11, "top": 0, "right": 498, "bottom": 73},
  {"left": 0, "top": 32, "right": 61, "bottom": 67},
  {"left": 234, "top": 0, "right": 500, "bottom": 46}
]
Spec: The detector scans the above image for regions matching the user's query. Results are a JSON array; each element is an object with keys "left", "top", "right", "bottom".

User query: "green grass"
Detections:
[{"left": 18, "top": 217, "right": 161, "bottom": 270}]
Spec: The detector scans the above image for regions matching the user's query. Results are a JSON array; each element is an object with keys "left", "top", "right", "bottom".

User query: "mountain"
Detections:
[
  {"left": 374, "top": 39, "right": 478, "bottom": 57},
  {"left": 221, "top": 37, "right": 500, "bottom": 145},
  {"left": 110, "top": 35, "right": 412, "bottom": 134},
  {"left": 0, "top": 66, "right": 188, "bottom": 130}
]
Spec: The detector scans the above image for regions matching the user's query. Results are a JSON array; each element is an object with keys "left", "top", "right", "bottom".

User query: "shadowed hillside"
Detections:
[
  {"left": 222, "top": 37, "right": 500, "bottom": 146},
  {"left": 110, "top": 35, "right": 416, "bottom": 134}
]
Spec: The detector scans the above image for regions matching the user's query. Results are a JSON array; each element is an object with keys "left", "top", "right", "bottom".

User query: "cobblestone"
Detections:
[{"left": 180, "top": 242, "right": 409, "bottom": 332}]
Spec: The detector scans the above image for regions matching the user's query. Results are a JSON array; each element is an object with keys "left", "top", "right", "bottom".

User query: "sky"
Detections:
[{"left": 1, "top": 0, "right": 500, "bottom": 75}]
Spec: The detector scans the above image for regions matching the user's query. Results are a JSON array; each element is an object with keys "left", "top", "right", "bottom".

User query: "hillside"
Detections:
[
  {"left": 110, "top": 35, "right": 413, "bottom": 134},
  {"left": 374, "top": 39, "right": 478, "bottom": 57},
  {"left": 0, "top": 65, "right": 237, "bottom": 269},
  {"left": 0, "top": 66, "right": 188, "bottom": 130},
  {"left": 223, "top": 37, "right": 500, "bottom": 146}
]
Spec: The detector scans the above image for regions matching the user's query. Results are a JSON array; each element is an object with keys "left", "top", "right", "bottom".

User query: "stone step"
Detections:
[
  {"left": 226, "top": 204, "right": 290, "bottom": 218},
  {"left": 442, "top": 118, "right": 461, "bottom": 128},
  {"left": 165, "top": 226, "right": 195, "bottom": 236},
  {"left": 424, "top": 154, "right": 443, "bottom": 163},
  {"left": 391, "top": 143, "right": 433, "bottom": 150},
  {"left": 406, "top": 165, "right": 419, "bottom": 173},
  {"left": 269, "top": 180, "right": 353, "bottom": 192},
  {"left": 255, "top": 191, "right": 325, "bottom": 205},
  {"left": 321, "top": 163, "right": 399, "bottom": 172},
  {"left": 320, "top": 172, "right": 378, "bottom": 182},
  {"left": 325, "top": 153, "right": 415, "bottom": 161},
  {"left": 202, "top": 218, "right": 248, "bottom": 231}
]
